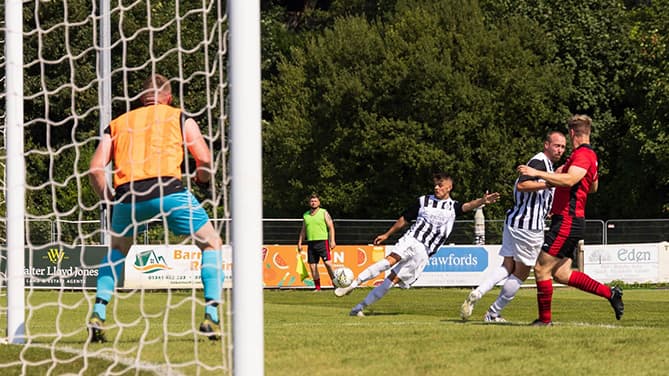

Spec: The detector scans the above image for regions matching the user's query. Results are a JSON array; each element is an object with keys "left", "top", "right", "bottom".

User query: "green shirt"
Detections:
[{"left": 303, "top": 208, "right": 329, "bottom": 241}]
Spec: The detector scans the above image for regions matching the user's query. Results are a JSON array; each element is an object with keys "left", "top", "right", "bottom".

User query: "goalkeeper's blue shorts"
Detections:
[{"left": 111, "top": 190, "right": 210, "bottom": 237}]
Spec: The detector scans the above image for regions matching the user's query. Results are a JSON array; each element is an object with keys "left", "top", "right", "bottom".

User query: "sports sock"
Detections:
[
  {"left": 536, "top": 279, "right": 553, "bottom": 323},
  {"left": 358, "top": 278, "right": 393, "bottom": 310},
  {"left": 94, "top": 248, "right": 125, "bottom": 321},
  {"left": 568, "top": 271, "right": 612, "bottom": 299},
  {"left": 489, "top": 274, "right": 522, "bottom": 316},
  {"left": 476, "top": 265, "right": 510, "bottom": 297},
  {"left": 357, "top": 259, "right": 391, "bottom": 283},
  {"left": 201, "top": 250, "right": 223, "bottom": 323},
  {"left": 314, "top": 278, "right": 321, "bottom": 290}
]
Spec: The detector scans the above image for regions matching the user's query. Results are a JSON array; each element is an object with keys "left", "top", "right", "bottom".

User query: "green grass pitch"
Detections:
[{"left": 2, "top": 287, "right": 669, "bottom": 375}]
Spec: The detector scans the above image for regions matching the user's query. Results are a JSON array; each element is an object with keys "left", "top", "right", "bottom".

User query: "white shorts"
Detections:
[
  {"left": 389, "top": 234, "right": 429, "bottom": 288},
  {"left": 499, "top": 225, "right": 544, "bottom": 267}
]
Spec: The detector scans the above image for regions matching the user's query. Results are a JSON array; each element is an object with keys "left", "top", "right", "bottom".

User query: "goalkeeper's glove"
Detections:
[{"left": 193, "top": 176, "right": 210, "bottom": 190}]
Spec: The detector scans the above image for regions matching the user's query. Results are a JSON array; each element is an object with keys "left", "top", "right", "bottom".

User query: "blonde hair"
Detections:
[
  {"left": 567, "top": 114, "right": 592, "bottom": 137},
  {"left": 140, "top": 74, "right": 171, "bottom": 105}
]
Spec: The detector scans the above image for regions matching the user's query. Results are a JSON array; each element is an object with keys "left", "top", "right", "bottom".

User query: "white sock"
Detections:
[
  {"left": 357, "top": 259, "right": 391, "bottom": 284},
  {"left": 488, "top": 274, "right": 523, "bottom": 315},
  {"left": 475, "top": 265, "right": 509, "bottom": 297},
  {"left": 354, "top": 278, "right": 393, "bottom": 311}
]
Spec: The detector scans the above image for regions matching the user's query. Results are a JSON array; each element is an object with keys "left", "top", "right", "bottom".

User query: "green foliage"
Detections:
[
  {"left": 264, "top": 0, "right": 572, "bottom": 218},
  {"left": 4, "top": 0, "right": 227, "bottom": 245},
  {"left": 480, "top": 0, "right": 668, "bottom": 217},
  {"left": 621, "top": 1, "right": 669, "bottom": 215},
  {"left": 4, "top": 0, "right": 669, "bottom": 231},
  {"left": 263, "top": 0, "right": 668, "bottom": 219}
]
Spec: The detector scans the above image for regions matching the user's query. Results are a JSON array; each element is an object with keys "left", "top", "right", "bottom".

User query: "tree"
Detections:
[
  {"left": 480, "top": 0, "right": 668, "bottom": 217},
  {"left": 263, "top": 0, "right": 573, "bottom": 218},
  {"left": 2, "top": 0, "right": 227, "bottom": 244},
  {"left": 620, "top": 1, "right": 669, "bottom": 216}
]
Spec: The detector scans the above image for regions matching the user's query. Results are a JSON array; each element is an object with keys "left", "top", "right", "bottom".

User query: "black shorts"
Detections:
[
  {"left": 307, "top": 240, "right": 332, "bottom": 264},
  {"left": 542, "top": 215, "right": 585, "bottom": 259}
]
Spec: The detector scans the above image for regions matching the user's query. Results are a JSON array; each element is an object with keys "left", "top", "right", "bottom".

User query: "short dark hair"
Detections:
[
  {"left": 140, "top": 74, "right": 171, "bottom": 105},
  {"left": 545, "top": 130, "right": 566, "bottom": 143},
  {"left": 432, "top": 172, "right": 453, "bottom": 182}
]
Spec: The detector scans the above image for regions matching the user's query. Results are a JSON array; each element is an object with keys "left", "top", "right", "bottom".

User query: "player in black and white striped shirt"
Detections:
[
  {"left": 334, "top": 172, "right": 500, "bottom": 317},
  {"left": 461, "top": 131, "right": 566, "bottom": 322}
]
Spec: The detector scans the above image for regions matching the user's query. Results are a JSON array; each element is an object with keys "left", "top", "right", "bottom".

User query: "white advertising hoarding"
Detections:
[
  {"left": 584, "top": 242, "right": 669, "bottom": 284},
  {"left": 124, "top": 244, "right": 232, "bottom": 289},
  {"left": 119, "top": 242, "right": 669, "bottom": 288}
]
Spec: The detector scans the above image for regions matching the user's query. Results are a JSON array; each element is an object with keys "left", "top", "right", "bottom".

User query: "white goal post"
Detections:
[
  {"left": 228, "top": 2, "right": 264, "bottom": 376},
  {"left": 4, "top": 0, "right": 26, "bottom": 346},
  {"left": 2, "top": 0, "right": 262, "bottom": 374}
]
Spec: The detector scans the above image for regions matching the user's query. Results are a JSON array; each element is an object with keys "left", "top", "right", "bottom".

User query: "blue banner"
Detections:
[{"left": 424, "top": 246, "right": 489, "bottom": 272}]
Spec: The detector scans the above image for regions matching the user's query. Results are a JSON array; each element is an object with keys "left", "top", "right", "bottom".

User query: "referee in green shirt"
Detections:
[{"left": 298, "top": 193, "right": 337, "bottom": 291}]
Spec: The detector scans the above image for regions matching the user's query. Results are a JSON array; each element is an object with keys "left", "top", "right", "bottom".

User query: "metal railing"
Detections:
[
  {"left": 262, "top": 219, "right": 608, "bottom": 246},
  {"left": 3, "top": 218, "right": 667, "bottom": 246},
  {"left": 604, "top": 219, "right": 669, "bottom": 244}
]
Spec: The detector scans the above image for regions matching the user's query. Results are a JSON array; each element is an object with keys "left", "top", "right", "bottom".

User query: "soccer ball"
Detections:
[{"left": 333, "top": 267, "right": 354, "bottom": 288}]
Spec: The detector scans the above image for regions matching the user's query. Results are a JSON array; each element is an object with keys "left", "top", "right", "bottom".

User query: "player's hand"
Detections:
[
  {"left": 330, "top": 241, "right": 336, "bottom": 250},
  {"left": 193, "top": 176, "right": 210, "bottom": 190},
  {"left": 482, "top": 191, "right": 500, "bottom": 204},
  {"left": 192, "top": 177, "right": 213, "bottom": 200},
  {"left": 517, "top": 164, "right": 539, "bottom": 177},
  {"left": 373, "top": 234, "right": 388, "bottom": 245}
]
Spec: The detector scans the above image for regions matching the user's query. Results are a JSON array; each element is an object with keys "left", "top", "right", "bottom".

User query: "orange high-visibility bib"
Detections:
[{"left": 109, "top": 104, "right": 183, "bottom": 188}]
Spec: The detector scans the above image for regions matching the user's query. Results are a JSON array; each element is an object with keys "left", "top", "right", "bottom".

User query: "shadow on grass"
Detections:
[
  {"left": 358, "top": 311, "right": 401, "bottom": 316},
  {"left": 445, "top": 318, "right": 532, "bottom": 327}
]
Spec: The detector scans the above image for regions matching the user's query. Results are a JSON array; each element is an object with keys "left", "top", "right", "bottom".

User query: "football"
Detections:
[{"left": 333, "top": 267, "right": 354, "bottom": 288}]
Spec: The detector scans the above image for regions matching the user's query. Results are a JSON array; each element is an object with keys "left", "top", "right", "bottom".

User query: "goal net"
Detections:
[{"left": 0, "top": 0, "right": 261, "bottom": 374}]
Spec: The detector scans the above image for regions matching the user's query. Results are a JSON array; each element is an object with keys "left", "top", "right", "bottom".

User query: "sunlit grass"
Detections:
[{"left": 2, "top": 287, "right": 668, "bottom": 375}]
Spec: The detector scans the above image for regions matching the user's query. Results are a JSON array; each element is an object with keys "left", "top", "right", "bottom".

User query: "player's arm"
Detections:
[
  {"left": 374, "top": 199, "right": 420, "bottom": 244},
  {"left": 517, "top": 159, "right": 551, "bottom": 192},
  {"left": 183, "top": 117, "right": 212, "bottom": 184},
  {"left": 324, "top": 210, "right": 336, "bottom": 249},
  {"left": 590, "top": 179, "right": 599, "bottom": 193},
  {"left": 517, "top": 164, "right": 586, "bottom": 188},
  {"left": 516, "top": 180, "right": 551, "bottom": 192},
  {"left": 297, "top": 222, "right": 306, "bottom": 250},
  {"left": 461, "top": 191, "right": 500, "bottom": 213},
  {"left": 89, "top": 132, "right": 114, "bottom": 201},
  {"left": 373, "top": 216, "right": 408, "bottom": 245}
]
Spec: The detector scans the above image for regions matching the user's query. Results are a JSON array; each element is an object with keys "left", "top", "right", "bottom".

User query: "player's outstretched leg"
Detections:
[
  {"left": 334, "top": 279, "right": 359, "bottom": 297},
  {"left": 335, "top": 258, "right": 392, "bottom": 297},
  {"left": 460, "top": 265, "right": 510, "bottom": 321},
  {"left": 349, "top": 278, "right": 393, "bottom": 316},
  {"left": 567, "top": 271, "right": 624, "bottom": 320},
  {"left": 460, "top": 289, "right": 482, "bottom": 321}
]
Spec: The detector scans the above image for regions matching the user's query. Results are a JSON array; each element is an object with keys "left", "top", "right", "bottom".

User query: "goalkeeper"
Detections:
[{"left": 87, "top": 73, "right": 223, "bottom": 342}]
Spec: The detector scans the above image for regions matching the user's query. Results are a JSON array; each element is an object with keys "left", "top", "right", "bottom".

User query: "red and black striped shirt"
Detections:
[{"left": 551, "top": 144, "right": 598, "bottom": 218}]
